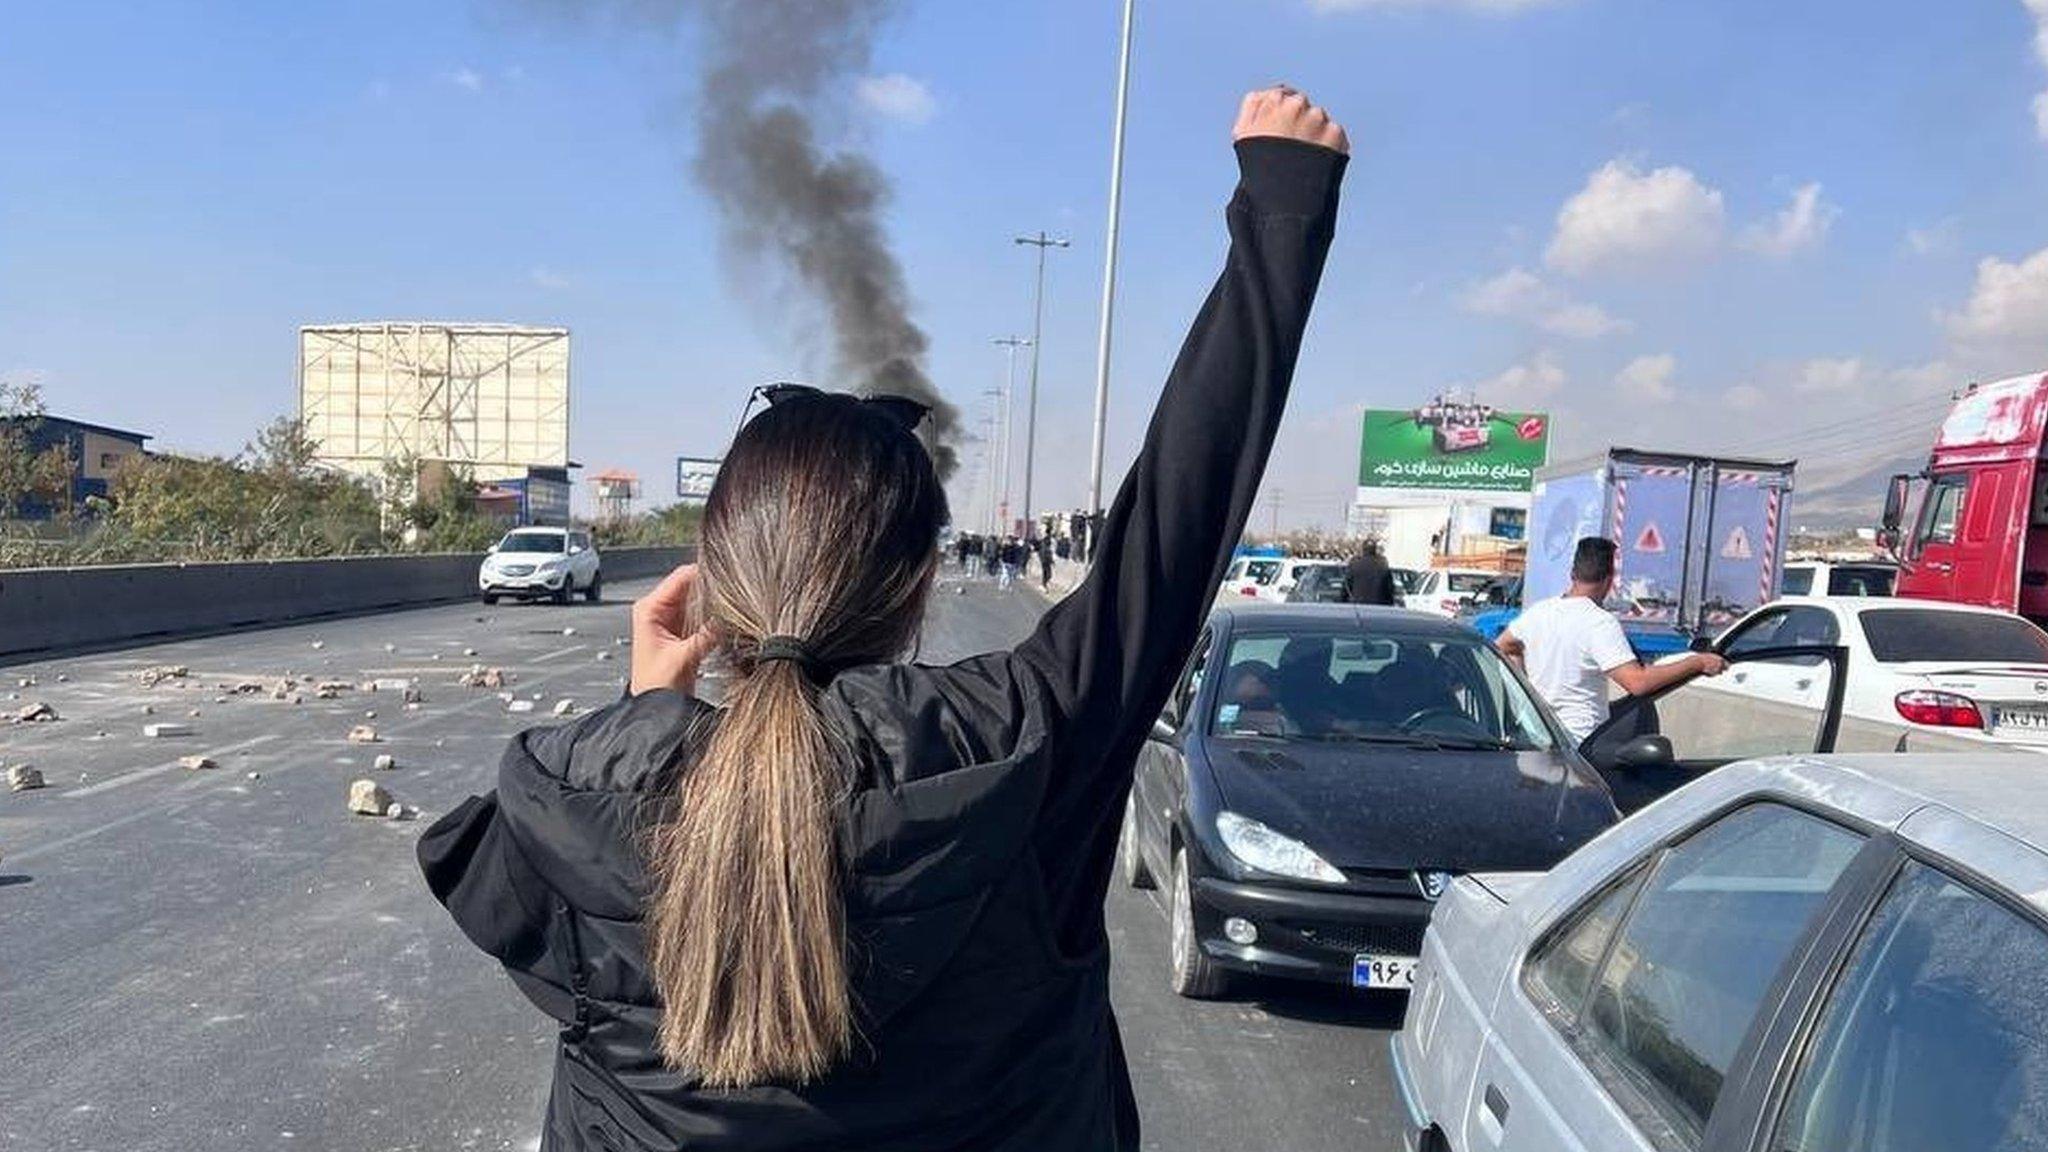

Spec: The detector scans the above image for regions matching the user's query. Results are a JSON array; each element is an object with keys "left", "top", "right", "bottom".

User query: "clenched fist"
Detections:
[{"left": 1232, "top": 85, "right": 1348, "bottom": 155}]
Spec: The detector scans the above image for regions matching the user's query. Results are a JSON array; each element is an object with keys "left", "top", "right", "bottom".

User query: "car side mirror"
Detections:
[
  {"left": 486, "top": 543, "right": 499, "bottom": 554},
  {"left": 1612, "top": 734, "right": 1675, "bottom": 771},
  {"left": 1880, "top": 474, "right": 1912, "bottom": 534},
  {"left": 1152, "top": 716, "right": 1177, "bottom": 742},
  {"left": 569, "top": 544, "right": 584, "bottom": 554}
]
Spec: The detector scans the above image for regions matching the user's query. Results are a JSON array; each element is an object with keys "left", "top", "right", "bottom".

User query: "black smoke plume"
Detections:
[{"left": 526, "top": 0, "right": 959, "bottom": 476}]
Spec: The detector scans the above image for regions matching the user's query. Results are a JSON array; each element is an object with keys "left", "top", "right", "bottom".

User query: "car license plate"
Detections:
[
  {"left": 1998, "top": 705, "right": 2048, "bottom": 733},
  {"left": 1352, "top": 954, "right": 1417, "bottom": 990}
]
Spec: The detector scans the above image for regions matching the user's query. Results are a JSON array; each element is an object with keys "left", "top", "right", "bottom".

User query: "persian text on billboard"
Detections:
[{"left": 1357, "top": 402, "right": 1551, "bottom": 492}]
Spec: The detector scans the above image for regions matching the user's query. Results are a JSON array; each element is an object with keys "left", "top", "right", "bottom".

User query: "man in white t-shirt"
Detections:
[{"left": 1498, "top": 536, "right": 1727, "bottom": 744}]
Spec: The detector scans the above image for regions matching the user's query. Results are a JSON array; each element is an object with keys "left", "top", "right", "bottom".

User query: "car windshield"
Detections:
[
  {"left": 1209, "top": 629, "right": 1557, "bottom": 750},
  {"left": 1860, "top": 609, "right": 2048, "bottom": 663},
  {"left": 1446, "top": 573, "right": 1492, "bottom": 593},
  {"left": 498, "top": 532, "right": 566, "bottom": 555}
]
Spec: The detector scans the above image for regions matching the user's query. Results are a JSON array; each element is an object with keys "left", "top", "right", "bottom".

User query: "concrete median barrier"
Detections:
[{"left": 0, "top": 546, "right": 692, "bottom": 660}]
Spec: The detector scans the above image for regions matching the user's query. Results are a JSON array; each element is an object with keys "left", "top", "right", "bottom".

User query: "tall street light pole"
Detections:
[
  {"left": 1014, "top": 231, "right": 1068, "bottom": 533},
  {"left": 979, "top": 389, "right": 1004, "bottom": 535},
  {"left": 991, "top": 336, "right": 1031, "bottom": 534},
  {"left": 1087, "top": 0, "right": 1137, "bottom": 523}
]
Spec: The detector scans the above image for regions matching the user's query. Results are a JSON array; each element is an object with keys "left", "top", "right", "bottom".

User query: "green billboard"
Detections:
[{"left": 1357, "top": 402, "right": 1551, "bottom": 492}]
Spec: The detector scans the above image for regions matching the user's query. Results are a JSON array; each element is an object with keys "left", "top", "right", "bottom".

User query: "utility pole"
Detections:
[
  {"left": 992, "top": 336, "right": 1031, "bottom": 534},
  {"left": 980, "top": 389, "right": 1004, "bottom": 535},
  {"left": 1268, "top": 489, "right": 1283, "bottom": 538},
  {"left": 1086, "top": 0, "right": 1138, "bottom": 522},
  {"left": 1014, "top": 231, "right": 1069, "bottom": 530}
]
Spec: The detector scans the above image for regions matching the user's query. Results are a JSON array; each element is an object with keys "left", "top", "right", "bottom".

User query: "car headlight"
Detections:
[{"left": 1215, "top": 811, "right": 1345, "bottom": 884}]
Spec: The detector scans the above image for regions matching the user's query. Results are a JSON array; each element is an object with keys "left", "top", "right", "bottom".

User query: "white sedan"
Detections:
[
  {"left": 1707, "top": 595, "right": 2048, "bottom": 750},
  {"left": 478, "top": 527, "right": 603, "bottom": 605},
  {"left": 1393, "top": 752, "right": 2048, "bottom": 1152},
  {"left": 1401, "top": 568, "right": 1495, "bottom": 617}
]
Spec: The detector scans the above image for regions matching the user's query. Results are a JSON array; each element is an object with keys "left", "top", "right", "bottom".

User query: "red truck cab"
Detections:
[{"left": 1881, "top": 372, "right": 2048, "bottom": 625}]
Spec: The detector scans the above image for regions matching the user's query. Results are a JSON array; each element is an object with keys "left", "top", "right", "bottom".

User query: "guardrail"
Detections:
[{"left": 0, "top": 546, "right": 692, "bottom": 661}]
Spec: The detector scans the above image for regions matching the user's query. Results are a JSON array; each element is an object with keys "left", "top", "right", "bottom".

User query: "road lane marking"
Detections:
[
  {"left": 61, "top": 734, "right": 283, "bottom": 798},
  {"left": 6, "top": 808, "right": 160, "bottom": 866}
]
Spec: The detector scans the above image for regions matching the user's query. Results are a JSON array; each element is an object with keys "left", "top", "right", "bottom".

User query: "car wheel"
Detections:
[
  {"left": 584, "top": 573, "right": 602, "bottom": 603},
  {"left": 1169, "top": 847, "right": 1231, "bottom": 999},
  {"left": 554, "top": 580, "right": 574, "bottom": 606},
  {"left": 480, "top": 593, "right": 498, "bottom": 606},
  {"left": 1119, "top": 795, "right": 1154, "bottom": 890}
]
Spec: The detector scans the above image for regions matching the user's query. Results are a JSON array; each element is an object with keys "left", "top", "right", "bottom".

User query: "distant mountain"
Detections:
[{"left": 1786, "top": 448, "right": 1927, "bottom": 531}]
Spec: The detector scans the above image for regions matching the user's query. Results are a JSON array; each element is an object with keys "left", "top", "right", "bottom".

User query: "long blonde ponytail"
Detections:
[{"left": 644, "top": 390, "right": 944, "bottom": 1087}]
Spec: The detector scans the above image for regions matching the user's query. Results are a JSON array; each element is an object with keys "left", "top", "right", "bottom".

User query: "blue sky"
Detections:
[{"left": 6, "top": 0, "right": 2048, "bottom": 528}]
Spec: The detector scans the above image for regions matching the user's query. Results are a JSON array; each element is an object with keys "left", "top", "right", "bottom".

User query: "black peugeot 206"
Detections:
[{"left": 1119, "top": 603, "right": 1619, "bottom": 998}]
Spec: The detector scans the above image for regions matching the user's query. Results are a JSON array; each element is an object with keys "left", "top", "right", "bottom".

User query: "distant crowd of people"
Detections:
[{"left": 950, "top": 532, "right": 1062, "bottom": 590}]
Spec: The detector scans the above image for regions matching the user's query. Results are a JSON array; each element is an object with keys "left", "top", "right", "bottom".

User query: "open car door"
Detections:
[{"left": 1578, "top": 643, "right": 1848, "bottom": 814}]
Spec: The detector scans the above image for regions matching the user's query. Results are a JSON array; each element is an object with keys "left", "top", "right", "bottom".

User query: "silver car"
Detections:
[{"left": 1392, "top": 753, "right": 2048, "bottom": 1151}]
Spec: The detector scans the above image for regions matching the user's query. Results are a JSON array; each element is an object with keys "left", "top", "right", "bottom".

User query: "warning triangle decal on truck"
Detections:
[
  {"left": 1635, "top": 523, "right": 1666, "bottom": 554},
  {"left": 1722, "top": 525, "right": 1754, "bottom": 560}
]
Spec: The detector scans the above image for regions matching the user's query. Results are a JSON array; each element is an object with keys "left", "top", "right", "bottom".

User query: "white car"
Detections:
[
  {"left": 1779, "top": 558, "right": 1896, "bottom": 597},
  {"left": 1393, "top": 752, "right": 2048, "bottom": 1152},
  {"left": 1706, "top": 596, "right": 2048, "bottom": 750},
  {"left": 478, "top": 527, "right": 602, "bottom": 605},
  {"left": 1402, "top": 568, "right": 1496, "bottom": 617},
  {"left": 1217, "top": 557, "right": 1343, "bottom": 604}
]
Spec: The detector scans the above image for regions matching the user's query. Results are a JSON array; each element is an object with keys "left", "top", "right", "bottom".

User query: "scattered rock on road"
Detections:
[
  {"left": 385, "top": 803, "right": 409, "bottom": 821},
  {"left": 458, "top": 665, "right": 506, "bottom": 690},
  {"left": 11, "top": 702, "right": 59, "bottom": 724},
  {"left": 7, "top": 765, "right": 46, "bottom": 792},
  {"left": 552, "top": 700, "right": 576, "bottom": 717},
  {"left": 373, "top": 753, "right": 396, "bottom": 771},
  {"left": 144, "top": 722, "right": 192, "bottom": 738},
  {"left": 507, "top": 700, "right": 536, "bottom": 714},
  {"left": 346, "top": 779, "right": 392, "bottom": 816},
  {"left": 311, "top": 641, "right": 325, "bottom": 650},
  {"left": 402, "top": 685, "right": 423, "bottom": 704},
  {"left": 346, "top": 725, "right": 380, "bottom": 744},
  {"left": 138, "top": 665, "right": 190, "bottom": 687},
  {"left": 596, "top": 651, "right": 613, "bottom": 662},
  {"left": 178, "top": 755, "right": 218, "bottom": 771}
]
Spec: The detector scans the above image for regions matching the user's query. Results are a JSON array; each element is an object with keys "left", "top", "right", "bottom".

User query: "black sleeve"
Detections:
[{"left": 1006, "top": 139, "right": 1345, "bottom": 928}]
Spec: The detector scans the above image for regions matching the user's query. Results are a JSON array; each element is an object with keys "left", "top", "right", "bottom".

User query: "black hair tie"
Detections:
[{"left": 755, "top": 635, "right": 829, "bottom": 683}]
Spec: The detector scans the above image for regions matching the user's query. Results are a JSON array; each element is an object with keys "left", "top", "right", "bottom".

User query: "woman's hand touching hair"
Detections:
[
  {"left": 631, "top": 563, "right": 719, "bottom": 697},
  {"left": 1231, "top": 84, "right": 1349, "bottom": 155}
]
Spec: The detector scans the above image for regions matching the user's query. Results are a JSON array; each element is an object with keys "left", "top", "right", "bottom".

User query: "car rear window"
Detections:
[
  {"left": 1781, "top": 567, "right": 1814, "bottom": 596},
  {"left": 1825, "top": 566, "right": 1894, "bottom": 596},
  {"left": 1446, "top": 573, "right": 1491, "bottom": 593},
  {"left": 1859, "top": 609, "right": 2048, "bottom": 663}
]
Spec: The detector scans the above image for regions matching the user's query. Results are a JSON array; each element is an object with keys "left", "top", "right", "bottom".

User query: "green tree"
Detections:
[{"left": 0, "top": 379, "right": 78, "bottom": 520}]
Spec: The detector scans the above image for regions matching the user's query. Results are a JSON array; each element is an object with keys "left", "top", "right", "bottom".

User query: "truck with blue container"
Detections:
[{"left": 1474, "top": 449, "right": 1796, "bottom": 656}]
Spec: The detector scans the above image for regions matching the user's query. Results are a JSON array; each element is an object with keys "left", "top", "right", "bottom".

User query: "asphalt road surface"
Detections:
[{"left": 0, "top": 570, "right": 1404, "bottom": 1151}]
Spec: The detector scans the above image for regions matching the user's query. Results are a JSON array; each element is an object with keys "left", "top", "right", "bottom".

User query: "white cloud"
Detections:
[
  {"left": 1470, "top": 350, "right": 1568, "bottom": 405},
  {"left": 1796, "top": 357, "right": 1868, "bottom": 393},
  {"left": 1904, "top": 217, "right": 1961, "bottom": 257},
  {"left": 1726, "top": 384, "right": 1767, "bottom": 411},
  {"left": 1461, "top": 266, "right": 1629, "bottom": 338},
  {"left": 442, "top": 67, "right": 484, "bottom": 93},
  {"left": 1309, "top": 0, "right": 1559, "bottom": 11},
  {"left": 2029, "top": 0, "right": 2048, "bottom": 139},
  {"left": 528, "top": 267, "right": 572, "bottom": 290},
  {"left": 855, "top": 73, "right": 937, "bottom": 125},
  {"left": 1615, "top": 353, "right": 1679, "bottom": 402},
  {"left": 1943, "top": 245, "right": 2048, "bottom": 348},
  {"left": 1544, "top": 159, "right": 1726, "bottom": 276},
  {"left": 1739, "top": 182, "right": 1838, "bottom": 258}
]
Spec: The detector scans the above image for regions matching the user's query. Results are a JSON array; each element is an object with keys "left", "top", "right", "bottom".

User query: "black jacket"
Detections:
[
  {"left": 418, "top": 138, "right": 1345, "bottom": 1152},
  {"left": 1345, "top": 552, "right": 1398, "bottom": 606}
]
